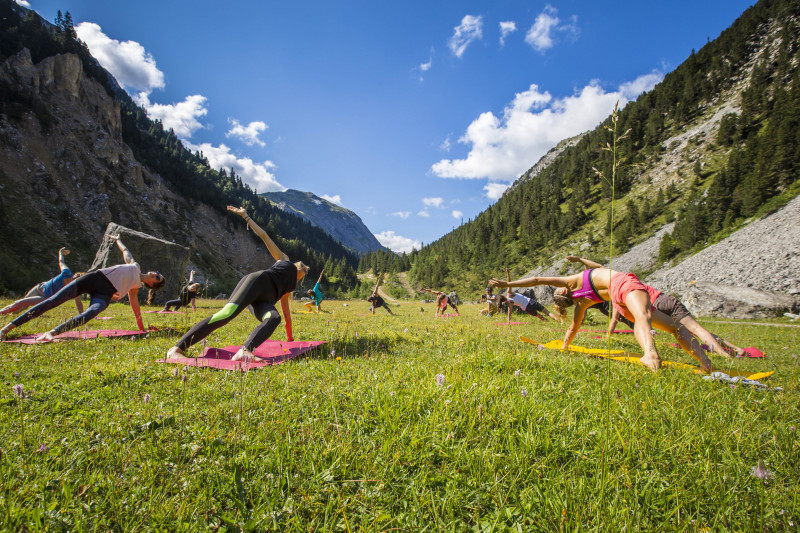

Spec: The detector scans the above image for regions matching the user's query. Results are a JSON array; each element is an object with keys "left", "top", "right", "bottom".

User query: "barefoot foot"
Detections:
[
  {"left": 639, "top": 353, "right": 662, "bottom": 371},
  {"left": 231, "top": 347, "right": 255, "bottom": 362}
]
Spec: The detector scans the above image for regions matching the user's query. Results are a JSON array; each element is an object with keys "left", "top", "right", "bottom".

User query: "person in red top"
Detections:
[{"left": 489, "top": 256, "right": 714, "bottom": 372}]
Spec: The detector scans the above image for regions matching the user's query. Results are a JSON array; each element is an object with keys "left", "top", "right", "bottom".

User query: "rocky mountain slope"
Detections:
[
  {"left": 261, "top": 189, "right": 386, "bottom": 255},
  {"left": 0, "top": 49, "right": 289, "bottom": 293}
]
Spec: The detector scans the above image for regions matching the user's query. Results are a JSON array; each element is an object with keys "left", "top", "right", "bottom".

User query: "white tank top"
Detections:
[{"left": 99, "top": 263, "right": 142, "bottom": 301}]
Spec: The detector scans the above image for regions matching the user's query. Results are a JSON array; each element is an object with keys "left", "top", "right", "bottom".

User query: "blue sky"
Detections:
[{"left": 21, "top": 0, "right": 754, "bottom": 253}]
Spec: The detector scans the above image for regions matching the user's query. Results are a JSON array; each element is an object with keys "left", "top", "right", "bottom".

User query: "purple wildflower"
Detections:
[
  {"left": 750, "top": 460, "right": 774, "bottom": 480},
  {"left": 37, "top": 444, "right": 46, "bottom": 453},
  {"left": 537, "top": 344, "right": 545, "bottom": 350},
  {"left": 331, "top": 349, "right": 336, "bottom": 357},
  {"left": 173, "top": 368, "right": 179, "bottom": 377},
  {"left": 143, "top": 393, "right": 151, "bottom": 404},
  {"left": 404, "top": 328, "right": 409, "bottom": 333},
  {"left": 435, "top": 374, "right": 445, "bottom": 387},
  {"left": 13, "top": 371, "right": 19, "bottom": 377},
  {"left": 790, "top": 426, "right": 796, "bottom": 432},
  {"left": 12, "top": 384, "right": 24, "bottom": 398},
  {"left": 181, "top": 374, "right": 187, "bottom": 383},
  {"left": 521, "top": 388, "right": 528, "bottom": 397},
  {"left": 514, "top": 370, "right": 521, "bottom": 377},
  {"left": 730, "top": 384, "right": 736, "bottom": 390}
]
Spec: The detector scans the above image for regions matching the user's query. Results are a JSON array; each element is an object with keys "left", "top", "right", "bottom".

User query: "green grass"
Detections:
[{"left": 1, "top": 299, "right": 798, "bottom": 531}]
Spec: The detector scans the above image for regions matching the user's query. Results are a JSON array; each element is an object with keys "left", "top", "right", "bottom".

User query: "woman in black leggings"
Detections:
[
  {"left": 0, "top": 236, "right": 165, "bottom": 341},
  {"left": 166, "top": 206, "right": 309, "bottom": 362}
]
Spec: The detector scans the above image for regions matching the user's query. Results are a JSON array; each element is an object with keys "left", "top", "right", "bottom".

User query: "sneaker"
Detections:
[
  {"left": 166, "top": 346, "right": 184, "bottom": 359},
  {"left": 231, "top": 347, "right": 255, "bottom": 362},
  {"left": 36, "top": 331, "right": 54, "bottom": 342},
  {"left": 0, "top": 323, "right": 14, "bottom": 341}
]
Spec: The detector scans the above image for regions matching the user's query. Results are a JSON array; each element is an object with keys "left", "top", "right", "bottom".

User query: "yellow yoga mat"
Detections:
[{"left": 520, "top": 337, "right": 775, "bottom": 380}]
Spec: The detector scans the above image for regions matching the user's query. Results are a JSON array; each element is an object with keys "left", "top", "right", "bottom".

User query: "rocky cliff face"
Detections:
[
  {"left": 0, "top": 49, "right": 277, "bottom": 294},
  {"left": 261, "top": 189, "right": 386, "bottom": 255}
]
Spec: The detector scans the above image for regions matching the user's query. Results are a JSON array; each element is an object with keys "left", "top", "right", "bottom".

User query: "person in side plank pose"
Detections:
[
  {"left": 489, "top": 258, "right": 714, "bottom": 372},
  {"left": 1, "top": 247, "right": 84, "bottom": 316},
  {"left": 419, "top": 287, "right": 460, "bottom": 317},
  {"left": 304, "top": 269, "right": 325, "bottom": 313},
  {"left": 367, "top": 273, "right": 393, "bottom": 315},
  {"left": 163, "top": 270, "right": 200, "bottom": 312},
  {"left": 166, "top": 206, "right": 309, "bottom": 362},
  {"left": 0, "top": 236, "right": 164, "bottom": 341}
]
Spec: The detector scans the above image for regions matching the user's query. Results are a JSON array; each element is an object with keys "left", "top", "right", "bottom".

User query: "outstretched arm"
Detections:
[
  {"left": 607, "top": 305, "right": 622, "bottom": 338},
  {"left": 279, "top": 293, "right": 293, "bottom": 341},
  {"left": 566, "top": 256, "right": 603, "bottom": 269},
  {"left": 228, "top": 206, "right": 290, "bottom": 262},
  {"left": 373, "top": 273, "right": 384, "bottom": 294},
  {"left": 490, "top": 275, "right": 570, "bottom": 289},
  {"left": 58, "top": 247, "right": 70, "bottom": 271},
  {"left": 316, "top": 269, "right": 325, "bottom": 285},
  {"left": 188, "top": 270, "right": 196, "bottom": 283},
  {"left": 128, "top": 288, "right": 145, "bottom": 331},
  {"left": 112, "top": 235, "right": 137, "bottom": 265}
]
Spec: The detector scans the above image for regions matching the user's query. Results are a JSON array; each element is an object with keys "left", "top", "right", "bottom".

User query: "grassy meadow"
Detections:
[{"left": 0, "top": 297, "right": 798, "bottom": 531}]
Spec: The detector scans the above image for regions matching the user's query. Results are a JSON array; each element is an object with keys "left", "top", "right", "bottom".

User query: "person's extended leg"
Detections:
[
  {"left": 623, "top": 290, "right": 661, "bottom": 371},
  {"left": 45, "top": 294, "right": 111, "bottom": 338},
  {"left": 679, "top": 316, "right": 740, "bottom": 357},
  {"left": 240, "top": 302, "right": 282, "bottom": 355},
  {"left": 304, "top": 301, "right": 314, "bottom": 312},
  {"left": 163, "top": 299, "right": 181, "bottom": 311},
  {"left": 384, "top": 303, "right": 393, "bottom": 315},
  {"left": 0, "top": 295, "right": 45, "bottom": 315},
  {"left": 650, "top": 309, "right": 713, "bottom": 371}
]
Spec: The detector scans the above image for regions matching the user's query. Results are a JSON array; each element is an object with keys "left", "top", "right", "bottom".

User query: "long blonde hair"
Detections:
[{"left": 552, "top": 292, "right": 574, "bottom": 321}]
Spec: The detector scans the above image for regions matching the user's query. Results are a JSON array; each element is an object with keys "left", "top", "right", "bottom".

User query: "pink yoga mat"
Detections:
[
  {"left": 580, "top": 329, "right": 635, "bottom": 334},
  {"left": 496, "top": 321, "right": 526, "bottom": 326},
  {"left": 144, "top": 310, "right": 184, "bottom": 314},
  {"left": 669, "top": 343, "right": 764, "bottom": 358},
  {"left": 3, "top": 329, "right": 148, "bottom": 344},
  {"left": 435, "top": 314, "right": 460, "bottom": 318},
  {"left": 155, "top": 339, "right": 326, "bottom": 370}
]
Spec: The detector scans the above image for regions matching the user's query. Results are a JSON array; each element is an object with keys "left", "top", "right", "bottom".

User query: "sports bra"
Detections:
[{"left": 571, "top": 269, "right": 603, "bottom": 303}]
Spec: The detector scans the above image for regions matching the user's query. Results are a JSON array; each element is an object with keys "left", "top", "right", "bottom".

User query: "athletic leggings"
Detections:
[
  {"left": 175, "top": 270, "right": 282, "bottom": 351},
  {"left": 163, "top": 299, "right": 183, "bottom": 311},
  {"left": 11, "top": 271, "right": 116, "bottom": 335}
]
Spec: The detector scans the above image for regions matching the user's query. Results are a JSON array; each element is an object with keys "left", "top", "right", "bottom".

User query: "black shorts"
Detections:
[{"left": 653, "top": 293, "right": 693, "bottom": 322}]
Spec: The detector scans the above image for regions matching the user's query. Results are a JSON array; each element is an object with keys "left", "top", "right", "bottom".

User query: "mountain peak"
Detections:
[{"left": 261, "top": 189, "right": 387, "bottom": 255}]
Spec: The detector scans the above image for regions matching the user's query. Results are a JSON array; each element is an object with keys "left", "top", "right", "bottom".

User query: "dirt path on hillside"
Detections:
[{"left": 358, "top": 271, "right": 416, "bottom": 303}]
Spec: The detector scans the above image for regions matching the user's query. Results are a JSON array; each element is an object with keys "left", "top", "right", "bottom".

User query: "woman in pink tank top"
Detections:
[{"left": 489, "top": 256, "right": 714, "bottom": 372}]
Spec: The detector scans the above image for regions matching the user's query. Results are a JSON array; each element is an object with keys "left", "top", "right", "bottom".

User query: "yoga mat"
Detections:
[
  {"left": 145, "top": 310, "right": 184, "bottom": 314},
  {"left": 156, "top": 339, "right": 326, "bottom": 370},
  {"left": 3, "top": 329, "right": 148, "bottom": 344},
  {"left": 580, "top": 329, "right": 635, "bottom": 334},
  {"left": 435, "top": 314, "right": 460, "bottom": 318},
  {"left": 496, "top": 321, "right": 526, "bottom": 326},
  {"left": 669, "top": 343, "right": 764, "bottom": 358},
  {"left": 520, "top": 337, "right": 774, "bottom": 380}
]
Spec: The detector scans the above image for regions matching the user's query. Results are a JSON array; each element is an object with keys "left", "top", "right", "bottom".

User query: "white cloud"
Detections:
[
  {"left": 422, "top": 197, "right": 444, "bottom": 208},
  {"left": 321, "top": 194, "right": 342, "bottom": 205},
  {"left": 390, "top": 211, "right": 411, "bottom": 219},
  {"left": 375, "top": 231, "right": 421, "bottom": 254},
  {"left": 485, "top": 182, "right": 510, "bottom": 200},
  {"left": 449, "top": 15, "right": 483, "bottom": 58},
  {"left": 418, "top": 209, "right": 430, "bottom": 218},
  {"left": 452, "top": 210, "right": 463, "bottom": 219},
  {"left": 420, "top": 58, "right": 432, "bottom": 71},
  {"left": 620, "top": 71, "right": 663, "bottom": 100},
  {"left": 431, "top": 74, "right": 662, "bottom": 183},
  {"left": 14, "top": 0, "right": 31, "bottom": 7},
  {"left": 184, "top": 141, "right": 285, "bottom": 193},
  {"left": 226, "top": 119, "right": 267, "bottom": 147},
  {"left": 76, "top": 22, "right": 164, "bottom": 93},
  {"left": 524, "top": 5, "right": 579, "bottom": 53},
  {"left": 440, "top": 136, "right": 452, "bottom": 152},
  {"left": 135, "top": 93, "right": 208, "bottom": 139},
  {"left": 499, "top": 21, "right": 517, "bottom": 46}
]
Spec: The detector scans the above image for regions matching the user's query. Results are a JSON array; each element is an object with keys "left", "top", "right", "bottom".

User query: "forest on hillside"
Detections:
[
  {"left": 0, "top": 0, "right": 361, "bottom": 296},
  {"left": 401, "top": 0, "right": 800, "bottom": 296}
]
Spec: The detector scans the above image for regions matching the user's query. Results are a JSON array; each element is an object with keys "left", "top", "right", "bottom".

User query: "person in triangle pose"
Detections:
[
  {"left": 0, "top": 236, "right": 164, "bottom": 341},
  {"left": 166, "top": 206, "right": 309, "bottom": 362},
  {"left": 419, "top": 287, "right": 460, "bottom": 317},
  {"left": 304, "top": 269, "right": 325, "bottom": 313},
  {"left": 489, "top": 256, "right": 716, "bottom": 372}
]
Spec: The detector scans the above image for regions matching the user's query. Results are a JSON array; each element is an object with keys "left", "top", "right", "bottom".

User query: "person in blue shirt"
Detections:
[
  {"left": 304, "top": 269, "right": 325, "bottom": 313},
  {"left": 1, "top": 247, "right": 84, "bottom": 316}
]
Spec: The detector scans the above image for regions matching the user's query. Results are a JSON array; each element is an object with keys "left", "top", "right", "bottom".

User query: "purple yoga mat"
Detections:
[{"left": 155, "top": 339, "right": 327, "bottom": 370}]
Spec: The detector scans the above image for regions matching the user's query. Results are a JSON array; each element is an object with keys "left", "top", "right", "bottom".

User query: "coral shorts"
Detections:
[{"left": 608, "top": 272, "right": 662, "bottom": 322}]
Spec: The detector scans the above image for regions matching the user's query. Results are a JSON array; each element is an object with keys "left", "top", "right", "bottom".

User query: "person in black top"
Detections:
[
  {"left": 166, "top": 206, "right": 309, "bottom": 362},
  {"left": 367, "top": 273, "right": 393, "bottom": 315},
  {"left": 163, "top": 270, "right": 200, "bottom": 312}
]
